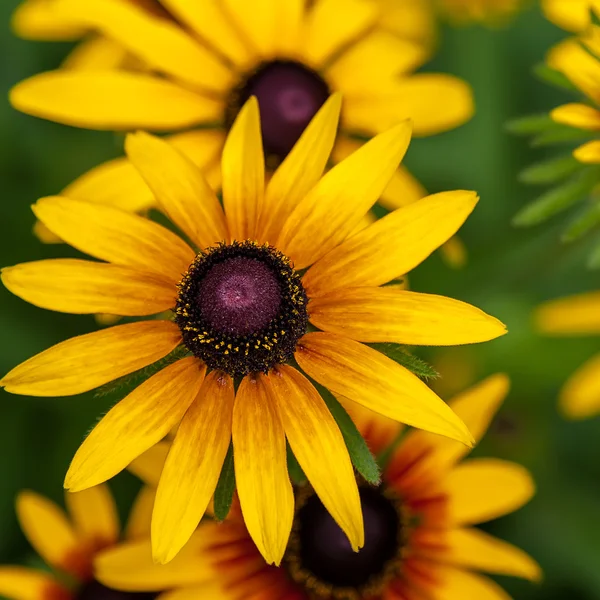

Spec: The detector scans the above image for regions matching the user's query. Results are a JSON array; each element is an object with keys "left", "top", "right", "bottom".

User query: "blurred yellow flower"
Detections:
[
  {"left": 536, "top": 291, "right": 600, "bottom": 419},
  {"left": 436, "top": 0, "right": 525, "bottom": 24},
  {"left": 1, "top": 99, "right": 505, "bottom": 567},
  {"left": 0, "top": 485, "right": 154, "bottom": 600},
  {"left": 10, "top": 0, "right": 471, "bottom": 218},
  {"left": 95, "top": 375, "right": 540, "bottom": 600},
  {"left": 542, "top": 0, "right": 600, "bottom": 32}
]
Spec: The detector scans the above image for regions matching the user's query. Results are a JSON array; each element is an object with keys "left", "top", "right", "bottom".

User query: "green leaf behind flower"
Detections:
[{"left": 213, "top": 442, "right": 236, "bottom": 522}]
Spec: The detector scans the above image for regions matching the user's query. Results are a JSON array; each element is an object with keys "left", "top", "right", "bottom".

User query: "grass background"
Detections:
[{"left": 0, "top": 1, "right": 599, "bottom": 597}]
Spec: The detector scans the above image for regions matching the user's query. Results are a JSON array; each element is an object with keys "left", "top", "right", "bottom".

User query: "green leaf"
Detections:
[
  {"left": 562, "top": 200, "right": 600, "bottom": 242},
  {"left": 519, "top": 154, "right": 582, "bottom": 185},
  {"left": 505, "top": 113, "right": 555, "bottom": 135},
  {"left": 533, "top": 62, "right": 579, "bottom": 92},
  {"left": 369, "top": 343, "right": 439, "bottom": 380},
  {"left": 213, "top": 442, "right": 236, "bottom": 522},
  {"left": 315, "top": 383, "right": 381, "bottom": 485},
  {"left": 530, "top": 126, "right": 594, "bottom": 147},
  {"left": 513, "top": 169, "right": 600, "bottom": 227},
  {"left": 587, "top": 236, "right": 600, "bottom": 269},
  {"left": 286, "top": 443, "right": 307, "bottom": 484}
]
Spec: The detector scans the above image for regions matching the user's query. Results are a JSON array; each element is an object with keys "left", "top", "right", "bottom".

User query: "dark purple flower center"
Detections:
[
  {"left": 77, "top": 580, "right": 157, "bottom": 600},
  {"left": 286, "top": 486, "right": 404, "bottom": 596},
  {"left": 175, "top": 241, "right": 308, "bottom": 377},
  {"left": 226, "top": 60, "right": 330, "bottom": 167}
]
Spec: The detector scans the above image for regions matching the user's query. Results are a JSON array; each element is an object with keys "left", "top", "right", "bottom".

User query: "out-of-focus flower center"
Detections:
[
  {"left": 226, "top": 60, "right": 330, "bottom": 167},
  {"left": 175, "top": 241, "right": 308, "bottom": 377},
  {"left": 285, "top": 486, "right": 405, "bottom": 598},
  {"left": 77, "top": 580, "right": 157, "bottom": 600}
]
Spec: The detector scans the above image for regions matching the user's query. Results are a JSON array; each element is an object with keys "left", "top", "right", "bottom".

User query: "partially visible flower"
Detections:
[
  {"left": 542, "top": 0, "right": 600, "bottom": 32},
  {"left": 435, "top": 0, "right": 525, "bottom": 25},
  {"left": 536, "top": 290, "right": 600, "bottom": 419},
  {"left": 1, "top": 99, "right": 506, "bottom": 567},
  {"left": 95, "top": 374, "right": 540, "bottom": 600},
  {"left": 0, "top": 485, "right": 154, "bottom": 600}
]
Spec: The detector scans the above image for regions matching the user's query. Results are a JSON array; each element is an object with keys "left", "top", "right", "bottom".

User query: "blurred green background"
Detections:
[{"left": 0, "top": 1, "right": 599, "bottom": 598}]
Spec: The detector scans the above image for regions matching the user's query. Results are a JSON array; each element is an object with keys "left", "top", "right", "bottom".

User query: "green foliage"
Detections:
[
  {"left": 532, "top": 63, "right": 578, "bottom": 92},
  {"left": 506, "top": 113, "right": 556, "bottom": 135},
  {"left": 316, "top": 383, "right": 381, "bottom": 485},
  {"left": 562, "top": 200, "right": 600, "bottom": 242},
  {"left": 369, "top": 343, "right": 440, "bottom": 381},
  {"left": 286, "top": 444, "right": 307, "bottom": 484},
  {"left": 519, "top": 155, "right": 581, "bottom": 185},
  {"left": 213, "top": 442, "right": 236, "bottom": 522}
]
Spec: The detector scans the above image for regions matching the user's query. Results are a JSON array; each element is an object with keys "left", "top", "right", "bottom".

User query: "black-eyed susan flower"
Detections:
[
  {"left": 542, "top": 0, "right": 600, "bottom": 32},
  {"left": 0, "top": 485, "right": 155, "bottom": 600},
  {"left": 10, "top": 0, "right": 468, "bottom": 218},
  {"left": 1, "top": 98, "right": 506, "bottom": 567},
  {"left": 95, "top": 374, "right": 540, "bottom": 600},
  {"left": 435, "top": 0, "right": 525, "bottom": 25},
  {"left": 536, "top": 291, "right": 600, "bottom": 419}
]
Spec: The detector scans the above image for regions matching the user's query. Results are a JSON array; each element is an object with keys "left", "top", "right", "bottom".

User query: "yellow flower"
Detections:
[
  {"left": 1, "top": 100, "right": 505, "bottom": 566},
  {"left": 95, "top": 374, "right": 540, "bottom": 600},
  {"left": 10, "top": 0, "right": 469, "bottom": 218},
  {"left": 536, "top": 291, "right": 600, "bottom": 419},
  {"left": 542, "top": 0, "right": 600, "bottom": 32},
  {"left": 435, "top": 0, "right": 525, "bottom": 24},
  {"left": 546, "top": 25, "right": 600, "bottom": 165},
  {"left": 0, "top": 484, "right": 154, "bottom": 600}
]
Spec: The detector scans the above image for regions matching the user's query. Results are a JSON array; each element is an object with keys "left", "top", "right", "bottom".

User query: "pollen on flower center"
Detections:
[
  {"left": 285, "top": 486, "right": 406, "bottom": 599},
  {"left": 175, "top": 241, "right": 308, "bottom": 378},
  {"left": 77, "top": 580, "right": 157, "bottom": 600},
  {"left": 226, "top": 60, "right": 330, "bottom": 167}
]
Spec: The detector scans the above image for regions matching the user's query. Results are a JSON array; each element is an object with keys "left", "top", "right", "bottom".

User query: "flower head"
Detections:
[
  {"left": 1, "top": 99, "right": 505, "bottom": 566},
  {"left": 542, "top": 0, "right": 600, "bottom": 32},
  {"left": 0, "top": 485, "right": 154, "bottom": 600},
  {"left": 95, "top": 375, "right": 540, "bottom": 600}
]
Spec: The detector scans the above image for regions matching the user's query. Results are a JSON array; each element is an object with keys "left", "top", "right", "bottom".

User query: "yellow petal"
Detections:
[
  {"left": 551, "top": 103, "right": 600, "bottom": 130},
  {"left": 303, "top": 190, "right": 478, "bottom": 295},
  {"left": 158, "top": 584, "right": 230, "bottom": 600},
  {"left": 233, "top": 375, "right": 294, "bottom": 565},
  {"left": 343, "top": 74, "right": 474, "bottom": 137},
  {"left": 446, "top": 528, "right": 542, "bottom": 581},
  {"left": 258, "top": 93, "right": 342, "bottom": 243},
  {"left": 11, "top": 0, "right": 87, "bottom": 40},
  {"left": 2, "top": 259, "right": 176, "bottom": 316},
  {"left": 1, "top": 320, "right": 180, "bottom": 397},
  {"left": 65, "top": 484, "right": 120, "bottom": 546},
  {"left": 96, "top": 530, "right": 215, "bottom": 591},
  {"left": 278, "top": 120, "right": 412, "bottom": 269},
  {"left": 376, "top": 0, "right": 436, "bottom": 47},
  {"left": 65, "top": 357, "right": 206, "bottom": 491},
  {"left": 0, "top": 567, "right": 66, "bottom": 600},
  {"left": 53, "top": 0, "right": 232, "bottom": 92},
  {"left": 153, "top": 371, "right": 234, "bottom": 564},
  {"left": 127, "top": 441, "right": 170, "bottom": 487},
  {"left": 221, "top": 0, "right": 303, "bottom": 58},
  {"left": 326, "top": 31, "right": 427, "bottom": 93},
  {"left": 125, "top": 132, "right": 228, "bottom": 249},
  {"left": 124, "top": 486, "right": 156, "bottom": 540},
  {"left": 222, "top": 97, "right": 265, "bottom": 241},
  {"left": 16, "top": 491, "right": 78, "bottom": 572},
  {"left": 33, "top": 196, "right": 195, "bottom": 283},
  {"left": 574, "top": 140, "right": 600, "bottom": 163},
  {"left": 303, "top": 0, "right": 378, "bottom": 66},
  {"left": 560, "top": 352, "right": 600, "bottom": 419},
  {"left": 542, "top": 0, "right": 600, "bottom": 32},
  {"left": 159, "top": 0, "right": 249, "bottom": 67},
  {"left": 309, "top": 287, "right": 506, "bottom": 346},
  {"left": 262, "top": 365, "right": 364, "bottom": 551},
  {"left": 10, "top": 71, "right": 221, "bottom": 130},
  {"left": 295, "top": 332, "right": 474, "bottom": 446},
  {"left": 441, "top": 235, "right": 468, "bottom": 269},
  {"left": 535, "top": 291, "right": 600, "bottom": 335},
  {"left": 446, "top": 458, "right": 535, "bottom": 525},
  {"left": 62, "top": 36, "right": 130, "bottom": 71},
  {"left": 63, "top": 129, "right": 225, "bottom": 214},
  {"left": 435, "top": 567, "right": 513, "bottom": 600}
]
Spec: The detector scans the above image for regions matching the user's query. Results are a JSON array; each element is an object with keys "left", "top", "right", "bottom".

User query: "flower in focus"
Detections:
[
  {"left": 10, "top": 0, "right": 470, "bottom": 220},
  {"left": 95, "top": 374, "right": 540, "bottom": 600},
  {"left": 536, "top": 291, "right": 600, "bottom": 419},
  {"left": 435, "top": 0, "right": 525, "bottom": 25},
  {"left": 542, "top": 0, "right": 600, "bottom": 32},
  {"left": 0, "top": 485, "right": 155, "bottom": 600},
  {"left": 1, "top": 99, "right": 505, "bottom": 565}
]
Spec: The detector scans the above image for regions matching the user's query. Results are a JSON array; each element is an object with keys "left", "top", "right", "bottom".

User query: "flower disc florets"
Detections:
[
  {"left": 226, "top": 60, "right": 330, "bottom": 166},
  {"left": 285, "top": 485, "right": 407, "bottom": 600},
  {"left": 175, "top": 240, "right": 308, "bottom": 378}
]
